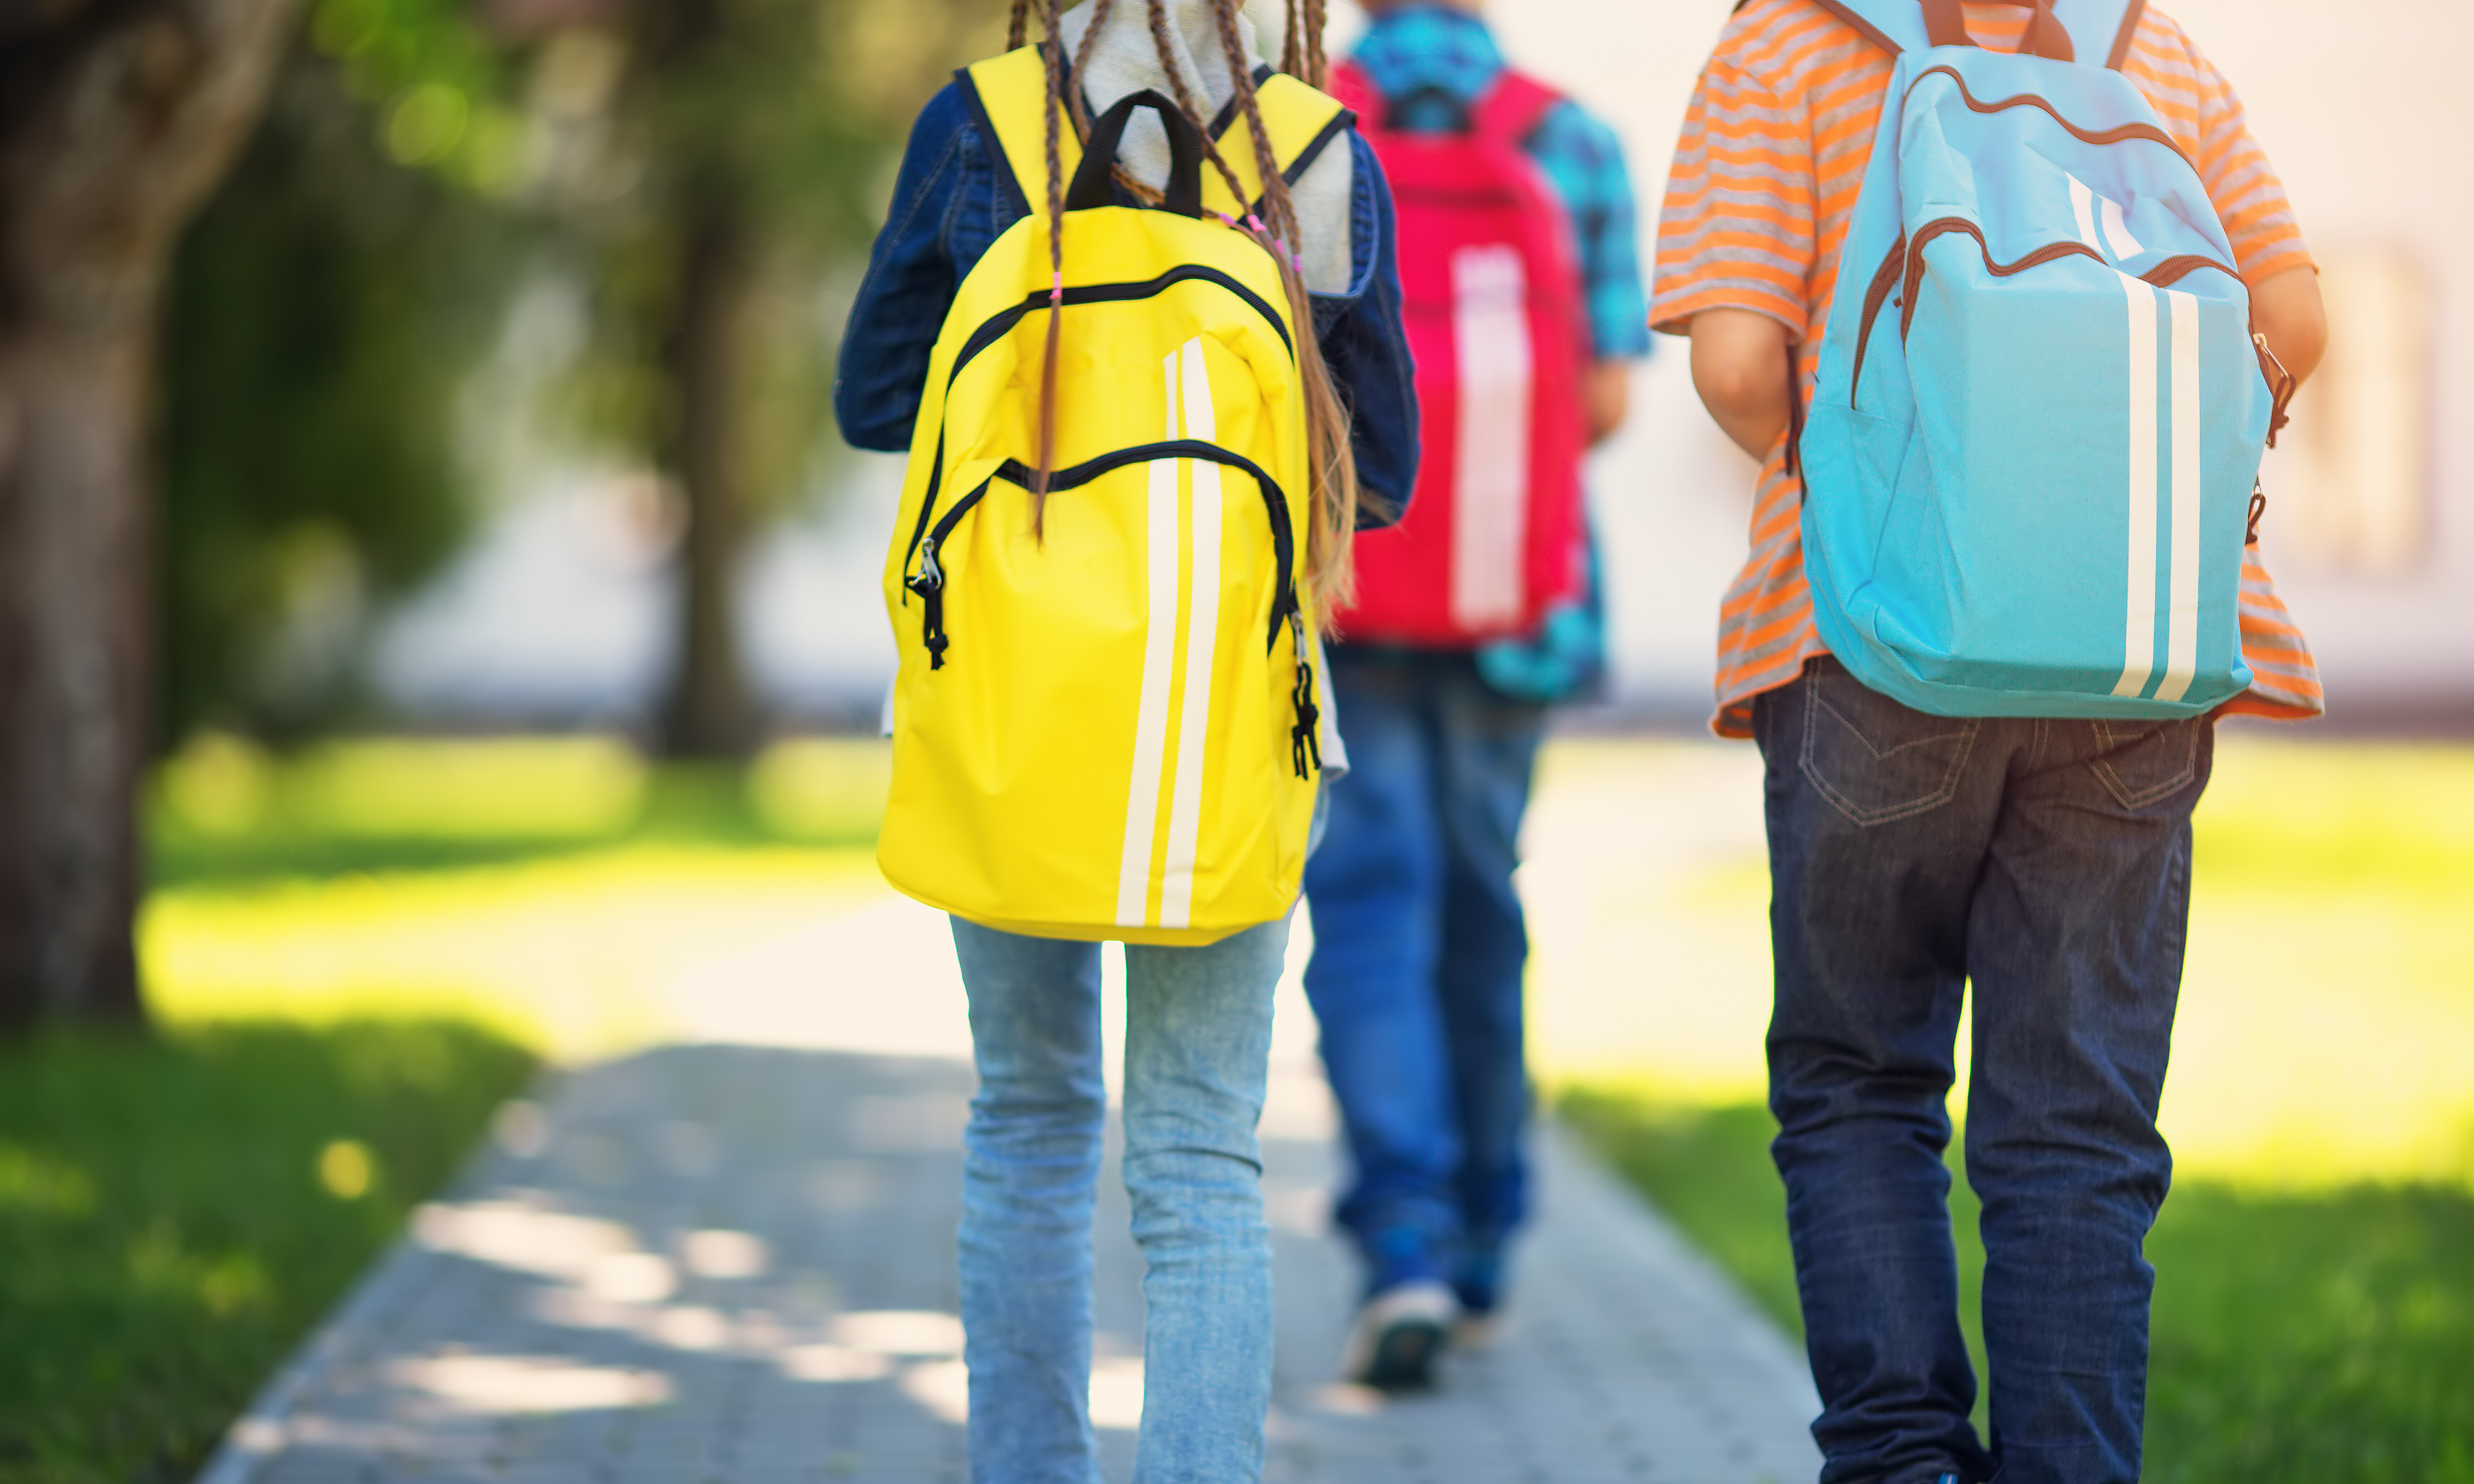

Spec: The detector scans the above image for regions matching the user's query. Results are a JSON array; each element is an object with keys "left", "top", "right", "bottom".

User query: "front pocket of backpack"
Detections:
[{"left": 1799, "top": 658, "right": 1982, "bottom": 827}]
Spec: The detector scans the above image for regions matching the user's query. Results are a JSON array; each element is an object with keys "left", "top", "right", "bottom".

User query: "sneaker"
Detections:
[{"left": 1338, "top": 1279, "right": 1457, "bottom": 1392}]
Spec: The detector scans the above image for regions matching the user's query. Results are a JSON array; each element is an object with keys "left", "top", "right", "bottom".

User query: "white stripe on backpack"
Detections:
[
  {"left": 1114, "top": 347, "right": 1187, "bottom": 928},
  {"left": 2110, "top": 279, "right": 2203, "bottom": 703},
  {"left": 1159, "top": 342, "right": 1223, "bottom": 929},
  {"left": 2069, "top": 174, "right": 2146, "bottom": 264},
  {"left": 1450, "top": 244, "right": 1533, "bottom": 630},
  {"left": 2112, "top": 274, "right": 2158, "bottom": 699},
  {"left": 1114, "top": 337, "right": 1225, "bottom": 931},
  {"left": 2159, "top": 287, "right": 2202, "bottom": 704}
]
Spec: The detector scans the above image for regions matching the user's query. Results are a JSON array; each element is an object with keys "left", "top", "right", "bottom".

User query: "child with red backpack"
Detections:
[{"left": 1302, "top": 0, "right": 1650, "bottom": 1392}]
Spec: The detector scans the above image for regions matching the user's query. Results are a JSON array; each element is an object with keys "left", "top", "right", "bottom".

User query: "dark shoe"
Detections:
[{"left": 1338, "top": 1280, "right": 1456, "bottom": 1392}]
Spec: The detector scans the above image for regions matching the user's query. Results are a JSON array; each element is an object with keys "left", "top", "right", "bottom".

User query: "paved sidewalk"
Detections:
[{"left": 199, "top": 895, "right": 1821, "bottom": 1484}]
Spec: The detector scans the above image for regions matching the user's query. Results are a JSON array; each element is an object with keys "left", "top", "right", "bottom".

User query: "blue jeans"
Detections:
[
  {"left": 1755, "top": 657, "right": 2212, "bottom": 1484},
  {"left": 952, "top": 915, "right": 1291, "bottom": 1484},
  {"left": 1301, "top": 649, "right": 1545, "bottom": 1296}
]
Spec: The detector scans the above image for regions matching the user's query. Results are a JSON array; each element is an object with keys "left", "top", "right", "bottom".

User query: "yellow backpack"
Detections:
[{"left": 877, "top": 47, "right": 1352, "bottom": 946}]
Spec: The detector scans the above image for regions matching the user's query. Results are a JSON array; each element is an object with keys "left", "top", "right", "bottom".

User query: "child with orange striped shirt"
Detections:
[{"left": 1653, "top": 3, "right": 2326, "bottom": 1480}]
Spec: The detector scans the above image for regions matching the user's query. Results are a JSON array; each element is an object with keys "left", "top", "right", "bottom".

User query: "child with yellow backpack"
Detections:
[{"left": 833, "top": 2, "right": 1415, "bottom": 1477}]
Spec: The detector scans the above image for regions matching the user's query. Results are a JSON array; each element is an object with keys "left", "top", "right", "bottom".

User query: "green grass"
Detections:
[
  {"left": 150, "top": 733, "right": 891, "bottom": 888},
  {"left": 141, "top": 740, "right": 888, "bottom": 1058},
  {"left": 0, "top": 1019, "right": 537, "bottom": 1484},
  {"left": 1561, "top": 1088, "right": 2474, "bottom": 1482},
  {"left": 1, "top": 734, "right": 896, "bottom": 1482}
]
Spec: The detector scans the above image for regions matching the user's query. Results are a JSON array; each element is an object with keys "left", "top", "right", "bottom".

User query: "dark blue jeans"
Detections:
[
  {"left": 1302, "top": 650, "right": 1545, "bottom": 1296},
  {"left": 1755, "top": 657, "right": 2211, "bottom": 1484}
]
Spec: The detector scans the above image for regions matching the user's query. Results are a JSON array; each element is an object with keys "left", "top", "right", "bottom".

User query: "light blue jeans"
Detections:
[{"left": 952, "top": 914, "right": 1292, "bottom": 1484}]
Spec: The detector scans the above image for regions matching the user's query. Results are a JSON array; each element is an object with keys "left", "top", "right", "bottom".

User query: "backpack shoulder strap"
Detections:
[
  {"left": 1806, "top": 0, "right": 1927, "bottom": 56},
  {"left": 961, "top": 46, "right": 1350, "bottom": 223},
  {"left": 1807, "top": 0, "right": 2143, "bottom": 69},
  {"left": 956, "top": 45, "right": 1080, "bottom": 221},
  {"left": 2095, "top": 0, "right": 2147, "bottom": 69},
  {"left": 1470, "top": 68, "right": 1563, "bottom": 147},
  {"left": 1200, "top": 73, "right": 1354, "bottom": 220}
]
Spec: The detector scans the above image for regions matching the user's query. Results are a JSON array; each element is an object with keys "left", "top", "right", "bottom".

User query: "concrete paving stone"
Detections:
[
  {"left": 254, "top": 1457, "right": 373, "bottom": 1484},
  {"left": 476, "top": 1465, "right": 600, "bottom": 1484}
]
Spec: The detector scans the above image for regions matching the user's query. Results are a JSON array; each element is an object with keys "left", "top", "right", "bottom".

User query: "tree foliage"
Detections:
[
  {"left": 153, "top": 0, "right": 1003, "bottom": 748},
  {"left": 159, "top": 42, "right": 521, "bottom": 744}
]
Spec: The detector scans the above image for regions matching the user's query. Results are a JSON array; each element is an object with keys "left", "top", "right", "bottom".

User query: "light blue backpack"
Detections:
[{"left": 1799, "top": 0, "right": 2291, "bottom": 718}]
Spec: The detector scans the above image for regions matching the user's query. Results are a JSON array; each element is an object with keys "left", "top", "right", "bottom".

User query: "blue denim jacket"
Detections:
[{"left": 832, "top": 81, "right": 1421, "bottom": 523}]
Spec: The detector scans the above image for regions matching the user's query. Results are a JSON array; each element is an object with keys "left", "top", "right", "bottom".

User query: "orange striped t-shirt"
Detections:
[{"left": 1652, "top": 0, "right": 2324, "bottom": 738}]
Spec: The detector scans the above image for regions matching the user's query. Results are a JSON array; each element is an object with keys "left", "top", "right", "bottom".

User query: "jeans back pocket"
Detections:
[
  {"left": 2086, "top": 718, "right": 2204, "bottom": 811},
  {"left": 1800, "top": 660, "right": 1983, "bottom": 827}
]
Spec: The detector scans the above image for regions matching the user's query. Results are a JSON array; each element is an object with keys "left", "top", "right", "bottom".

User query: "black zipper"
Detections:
[
  {"left": 903, "top": 438, "right": 1302, "bottom": 668},
  {"left": 951, "top": 266, "right": 1292, "bottom": 376},
  {"left": 900, "top": 265, "right": 1295, "bottom": 589}
]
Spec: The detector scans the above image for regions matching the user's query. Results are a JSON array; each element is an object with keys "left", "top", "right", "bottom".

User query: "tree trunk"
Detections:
[
  {"left": 656, "top": 171, "right": 756, "bottom": 759},
  {"left": 0, "top": 0, "right": 299, "bottom": 1029}
]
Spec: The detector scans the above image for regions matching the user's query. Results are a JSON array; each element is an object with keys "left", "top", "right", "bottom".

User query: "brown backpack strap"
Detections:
[
  {"left": 1807, "top": 0, "right": 2140, "bottom": 67},
  {"left": 1808, "top": 0, "right": 1905, "bottom": 55},
  {"left": 2105, "top": 0, "right": 2147, "bottom": 69}
]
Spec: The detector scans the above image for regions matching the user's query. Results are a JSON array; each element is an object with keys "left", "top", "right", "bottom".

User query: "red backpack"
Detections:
[{"left": 1329, "top": 61, "right": 1590, "bottom": 647}]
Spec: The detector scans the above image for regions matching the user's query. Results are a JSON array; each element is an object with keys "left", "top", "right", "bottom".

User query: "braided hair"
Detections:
[
  {"left": 1011, "top": 0, "right": 1360, "bottom": 603},
  {"left": 1197, "top": 0, "right": 1356, "bottom": 600}
]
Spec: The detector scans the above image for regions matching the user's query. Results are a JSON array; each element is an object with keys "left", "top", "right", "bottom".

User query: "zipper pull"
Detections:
[
  {"left": 907, "top": 538, "right": 950, "bottom": 669},
  {"left": 1287, "top": 612, "right": 1321, "bottom": 780},
  {"left": 2253, "top": 330, "right": 2297, "bottom": 448}
]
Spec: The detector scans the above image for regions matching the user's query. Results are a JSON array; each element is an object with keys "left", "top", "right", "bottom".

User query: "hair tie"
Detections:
[{"left": 1049, "top": 270, "right": 1064, "bottom": 306}]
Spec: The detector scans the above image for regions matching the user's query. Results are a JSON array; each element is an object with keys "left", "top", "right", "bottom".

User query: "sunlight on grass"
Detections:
[
  {"left": 144, "top": 730, "right": 2469, "bottom": 1178},
  {"left": 1520, "top": 739, "right": 1778, "bottom": 1102},
  {"left": 160, "top": 733, "right": 649, "bottom": 840},
  {"left": 143, "top": 735, "right": 891, "bottom": 1059},
  {"left": 1529, "top": 731, "right": 2474, "bottom": 1190},
  {"left": 144, "top": 845, "right": 882, "bottom": 1059},
  {"left": 745, "top": 737, "right": 894, "bottom": 841},
  {"left": 2172, "top": 736, "right": 2474, "bottom": 1187}
]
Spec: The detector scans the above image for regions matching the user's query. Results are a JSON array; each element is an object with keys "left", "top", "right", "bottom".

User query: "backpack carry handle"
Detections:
[
  {"left": 1377, "top": 84, "right": 1471, "bottom": 134},
  {"left": 1067, "top": 90, "right": 1206, "bottom": 218},
  {"left": 1920, "top": 0, "right": 2075, "bottom": 60}
]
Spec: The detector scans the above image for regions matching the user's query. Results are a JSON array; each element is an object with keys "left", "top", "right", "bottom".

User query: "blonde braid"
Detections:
[
  {"left": 1030, "top": 0, "right": 1069, "bottom": 529},
  {"left": 1141, "top": 0, "right": 1259, "bottom": 213},
  {"left": 1065, "top": 0, "right": 1114, "bottom": 141},
  {"left": 1209, "top": 0, "right": 1299, "bottom": 251},
  {"left": 1204, "top": 0, "right": 1360, "bottom": 603}
]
